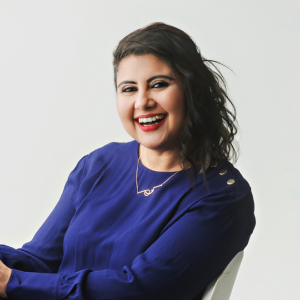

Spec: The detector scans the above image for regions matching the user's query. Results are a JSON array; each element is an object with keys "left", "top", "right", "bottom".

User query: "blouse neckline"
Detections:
[{"left": 134, "top": 140, "right": 185, "bottom": 174}]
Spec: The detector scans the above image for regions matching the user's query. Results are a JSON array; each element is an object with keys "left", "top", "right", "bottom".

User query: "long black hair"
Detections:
[{"left": 113, "top": 22, "right": 238, "bottom": 186}]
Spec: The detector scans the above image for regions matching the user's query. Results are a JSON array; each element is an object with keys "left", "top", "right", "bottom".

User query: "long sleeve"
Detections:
[
  {"left": 0, "top": 155, "right": 87, "bottom": 274},
  {"left": 6, "top": 189, "right": 256, "bottom": 300}
]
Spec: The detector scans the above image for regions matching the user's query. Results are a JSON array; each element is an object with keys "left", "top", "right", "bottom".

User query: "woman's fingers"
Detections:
[{"left": 0, "top": 260, "right": 11, "bottom": 298}]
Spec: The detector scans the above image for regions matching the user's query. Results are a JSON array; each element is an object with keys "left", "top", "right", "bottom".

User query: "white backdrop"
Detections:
[{"left": 0, "top": 1, "right": 299, "bottom": 299}]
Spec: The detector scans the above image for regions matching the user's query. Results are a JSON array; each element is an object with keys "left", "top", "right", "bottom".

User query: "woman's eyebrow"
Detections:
[
  {"left": 146, "top": 74, "right": 175, "bottom": 82},
  {"left": 117, "top": 81, "right": 136, "bottom": 88},
  {"left": 117, "top": 75, "right": 175, "bottom": 89}
]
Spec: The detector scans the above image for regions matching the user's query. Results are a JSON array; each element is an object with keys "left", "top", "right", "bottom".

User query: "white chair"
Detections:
[{"left": 201, "top": 251, "right": 244, "bottom": 300}]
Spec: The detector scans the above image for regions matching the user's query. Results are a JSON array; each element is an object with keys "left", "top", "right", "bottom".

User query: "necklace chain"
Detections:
[{"left": 136, "top": 156, "right": 180, "bottom": 196}]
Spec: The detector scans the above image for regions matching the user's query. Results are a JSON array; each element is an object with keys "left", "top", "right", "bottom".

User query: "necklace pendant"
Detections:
[
  {"left": 136, "top": 155, "right": 180, "bottom": 197},
  {"left": 144, "top": 188, "right": 154, "bottom": 196}
]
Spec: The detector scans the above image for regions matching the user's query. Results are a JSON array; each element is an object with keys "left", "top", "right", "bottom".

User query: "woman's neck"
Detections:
[{"left": 139, "top": 144, "right": 183, "bottom": 172}]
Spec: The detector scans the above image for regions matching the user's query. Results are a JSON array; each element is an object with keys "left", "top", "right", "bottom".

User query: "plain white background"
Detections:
[{"left": 0, "top": 1, "right": 299, "bottom": 299}]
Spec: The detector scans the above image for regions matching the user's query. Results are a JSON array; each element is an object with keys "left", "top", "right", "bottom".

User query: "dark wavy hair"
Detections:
[{"left": 113, "top": 22, "right": 238, "bottom": 186}]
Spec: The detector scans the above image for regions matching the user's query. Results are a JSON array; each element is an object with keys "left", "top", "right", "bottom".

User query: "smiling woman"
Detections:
[
  {"left": 116, "top": 53, "right": 186, "bottom": 171},
  {"left": 0, "top": 22, "right": 255, "bottom": 300},
  {"left": 114, "top": 23, "right": 239, "bottom": 181}
]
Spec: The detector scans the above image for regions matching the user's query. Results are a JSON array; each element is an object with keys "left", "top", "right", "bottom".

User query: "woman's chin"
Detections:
[{"left": 138, "top": 138, "right": 173, "bottom": 152}]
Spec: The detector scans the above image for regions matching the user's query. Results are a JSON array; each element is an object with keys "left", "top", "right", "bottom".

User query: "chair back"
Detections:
[{"left": 201, "top": 251, "right": 244, "bottom": 300}]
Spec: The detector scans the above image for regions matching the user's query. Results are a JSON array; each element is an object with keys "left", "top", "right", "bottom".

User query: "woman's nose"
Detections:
[{"left": 134, "top": 90, "right": 156, "bottom": 110}]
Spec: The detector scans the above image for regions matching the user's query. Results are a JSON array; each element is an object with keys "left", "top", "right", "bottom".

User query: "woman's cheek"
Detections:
[
  {"left": 117, "top": 100, "right": 134, "bottom": 131},
  {"left": 117, "top": 99, "right": 126, "bottom": 121}
]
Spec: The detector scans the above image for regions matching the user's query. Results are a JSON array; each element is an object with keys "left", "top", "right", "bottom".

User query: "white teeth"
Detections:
[
  {"left": 137, "top": 115, "right": 165, "bottom": 124},
  {"left": 143, "top": 121, "right": 159, "bottom": 126}
]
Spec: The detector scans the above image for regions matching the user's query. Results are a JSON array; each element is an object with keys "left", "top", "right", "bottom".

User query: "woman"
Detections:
[{"left": 0, "top": 22, "right": 255, "bottom": 299}]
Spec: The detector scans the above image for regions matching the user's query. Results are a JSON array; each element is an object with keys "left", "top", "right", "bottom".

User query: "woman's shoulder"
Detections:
[
  {"left": 204, "top": 160, "right": 252, "bottom": 196},
  {"left": 183, "top": 160, "right": 255, "bottom": 226},
  {"left": 76, "top": 140, "right": 138, "bottom": 175},
  {"left": 86, "top": 140, "right": 137, "bottom": 161},
  {"left": 185, "top": 159, "right": 254, "bottom": 211}
]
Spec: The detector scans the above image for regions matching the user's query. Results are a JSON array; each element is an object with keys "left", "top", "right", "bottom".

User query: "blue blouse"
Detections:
[{"left": 0, "top": 140, "right": 256, "bottom": 300}]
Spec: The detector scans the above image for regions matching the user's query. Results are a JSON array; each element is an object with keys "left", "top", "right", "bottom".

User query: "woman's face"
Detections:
[{"left": 116, "top": 54, "right": 185, "bottom": 151}]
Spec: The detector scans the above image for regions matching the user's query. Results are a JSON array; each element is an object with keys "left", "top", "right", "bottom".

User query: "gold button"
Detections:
[
  {"left": 227, "top": 179, "right": 235, "bottom": 185},
  {"left": 211, "top": 161, "right": 218, "bottom": 167},
  {"left": 219, "top": 169, "right": 227, "bottom": 175}
]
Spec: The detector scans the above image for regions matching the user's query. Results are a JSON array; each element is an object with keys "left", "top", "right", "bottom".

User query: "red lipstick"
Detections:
[{"left": 135, "top": 115, "right": 167, "bottom": 132}]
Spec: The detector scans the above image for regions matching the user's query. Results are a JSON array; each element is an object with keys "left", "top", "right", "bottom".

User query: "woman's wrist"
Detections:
[{"left": 0, "top": 260, "right": 12, "bottom": 298}]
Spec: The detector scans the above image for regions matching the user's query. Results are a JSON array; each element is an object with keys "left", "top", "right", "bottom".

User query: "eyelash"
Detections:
[{"left": 122, "top": 81, "right": 169, "bottom": 93}]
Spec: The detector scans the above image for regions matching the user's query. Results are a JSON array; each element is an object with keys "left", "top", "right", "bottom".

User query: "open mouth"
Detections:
[{"left": 135, "top": 114, "right": 167, "bottom": 126}]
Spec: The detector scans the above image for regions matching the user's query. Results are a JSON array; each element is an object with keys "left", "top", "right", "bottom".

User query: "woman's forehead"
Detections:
[{"left": 116, "top": 54, "right": 174, "bottom": 82}]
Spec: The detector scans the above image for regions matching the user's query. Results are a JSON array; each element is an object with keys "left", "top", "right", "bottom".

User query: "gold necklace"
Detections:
[{"left": 136, "top": 155, "right": 180, "bottom": 196}]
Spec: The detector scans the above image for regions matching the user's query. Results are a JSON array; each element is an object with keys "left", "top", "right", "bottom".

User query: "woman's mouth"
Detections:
[{"left": 134, "top": 114, "right": 167, "bottom": 132}]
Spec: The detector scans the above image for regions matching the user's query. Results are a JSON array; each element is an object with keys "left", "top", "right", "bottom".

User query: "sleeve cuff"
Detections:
[{"left": 6, "top": 269, "right": 61, "bottom": 300}]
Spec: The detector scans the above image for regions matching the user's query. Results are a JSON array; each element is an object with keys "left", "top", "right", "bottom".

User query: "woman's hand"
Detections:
[{"left": 0, "top": 260, "right": 11, "bottom": 298}]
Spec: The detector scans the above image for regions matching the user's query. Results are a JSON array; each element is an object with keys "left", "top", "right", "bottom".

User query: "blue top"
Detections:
[{"left": 0, "top": 140, "right": 256, "bottom": 300}]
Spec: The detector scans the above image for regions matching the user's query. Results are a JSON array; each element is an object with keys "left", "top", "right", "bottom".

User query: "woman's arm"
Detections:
[
  {"left": 0, "top": 155, "right": 87, "bottom": 274},
  {"left": 5, "top": 189, "right": 256, "bottom": 300}
]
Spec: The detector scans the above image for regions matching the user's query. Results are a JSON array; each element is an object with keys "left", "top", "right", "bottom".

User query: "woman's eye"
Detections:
[
  {"left": 122, "top": 87, "right": 137, "bottom": 93},
  {"left": 152, "top": 81, "right": 169, "bottom": 88}
]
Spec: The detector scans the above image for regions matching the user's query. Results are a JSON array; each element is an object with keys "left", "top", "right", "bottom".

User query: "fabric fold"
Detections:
[
  {"left": 6, "top": 269, "right": 61, "bottom": 300},
  {"left": 58, "top": 269, "right": 92, "bottom": 300}
]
